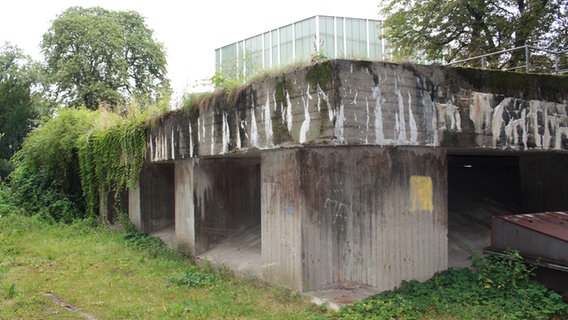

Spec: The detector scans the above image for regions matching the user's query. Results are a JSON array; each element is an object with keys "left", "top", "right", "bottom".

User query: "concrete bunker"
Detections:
[{"left": 122, "top": 60, "right": 568, "bottom": 297}]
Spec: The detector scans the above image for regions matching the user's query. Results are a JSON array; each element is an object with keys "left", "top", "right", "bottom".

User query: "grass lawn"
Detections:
[{"left": 0, "top": 213, "right": 330, "bottom": 319}]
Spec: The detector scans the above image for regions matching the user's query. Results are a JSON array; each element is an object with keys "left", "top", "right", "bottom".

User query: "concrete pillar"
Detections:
[
  {"left": 128, "top": 181, "right": 142, "bottom": 230},
  {"left": 175, "top": 160, "right": 196, "bottom": 255},
  {"left": 261, "top": 146, "right": 448, "bottom": 292},
  {"left": 261, "top": 149, "right": 304, "bottom": 290}
]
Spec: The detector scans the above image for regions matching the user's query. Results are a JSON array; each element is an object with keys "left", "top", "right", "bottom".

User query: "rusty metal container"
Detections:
[{"left": 487, "top": 212, "right": 568, "bottom": 294}]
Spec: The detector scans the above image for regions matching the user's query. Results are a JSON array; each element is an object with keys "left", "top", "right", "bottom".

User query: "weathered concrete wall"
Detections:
[
  {"left": 147, "top": 60, "right": 568, "bottom": 161},
  {"left": 261, "top": 146, "right": 447, "bottom": 292}
]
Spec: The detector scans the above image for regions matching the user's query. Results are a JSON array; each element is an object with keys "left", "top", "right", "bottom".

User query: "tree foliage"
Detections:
[
  {"left": 41, "top": 7, "right": 169, "bottom": 110},
  {"left": 380, "top": 0, "right": 568, "bottom": 68},
  {"left": 0, "top": 43, "right": 42, "bottom": 177}
]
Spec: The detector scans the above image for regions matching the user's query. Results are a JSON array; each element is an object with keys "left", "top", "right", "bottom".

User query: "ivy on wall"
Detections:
[{"left": 78, "top": 116, "right": 147, "bottom": 220}]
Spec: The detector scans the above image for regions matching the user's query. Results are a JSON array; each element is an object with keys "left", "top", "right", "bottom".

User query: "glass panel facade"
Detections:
[
  {"left": 263, "top": 32, "right": 271, "bottom": 68},
  {"left": 271, "top": 29, "right": 279, "bottom": 66},
  {"left": 295, "top": 17, "right": 316, "bottom": 63},
  {"left": 337, "top": 18, "right": 345, "bottom": 58},
  {"left": 219, "top": 44, "right": 238, "bottom": 80},
  {"left": 280, "top": 24, "right": 294, "bottom": 66},
  {"left": 245, "top": 35, "right": 263, "bottom": 79},
  {"left": 214, "top": 15, "right": 388, "bottom": 81},
  {"left": 346, "top": 18, "right": 367, "bottom": 59},
  {"left": 319, "top": 16, "right": 335, "bottom": 58},
  {"left": 368, "top": 21, "right": 382, "bottom": 60}
]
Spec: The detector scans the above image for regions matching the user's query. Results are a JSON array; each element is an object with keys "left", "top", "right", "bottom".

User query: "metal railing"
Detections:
[{"left": 446, "top": 45, "right": 568, "bottom": 75}]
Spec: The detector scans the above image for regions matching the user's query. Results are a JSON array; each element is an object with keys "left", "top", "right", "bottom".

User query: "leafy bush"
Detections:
[
  {"left": 338, "top": 251, "right": 568, "bottom": 319},
  {"left": 5, "top": 103, "right": 154, "bottom": 223},
  {"left": 7, "top": 108, "right": 97, "bottom": 221}
]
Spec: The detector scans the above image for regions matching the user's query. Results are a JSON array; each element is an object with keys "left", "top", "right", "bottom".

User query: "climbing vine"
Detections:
[{"left": 78, "top": 117, "right": 146, "bottom": 219}]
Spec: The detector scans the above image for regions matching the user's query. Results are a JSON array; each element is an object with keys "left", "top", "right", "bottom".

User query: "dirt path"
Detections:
[{"left": 43, "top": 292, "right": 99, "bottom": 320}]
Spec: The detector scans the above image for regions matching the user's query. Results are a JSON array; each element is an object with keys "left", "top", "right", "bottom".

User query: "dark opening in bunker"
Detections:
[
  {"left": 140, "top": 163, "right": 176, "bottom": 244},
  {"left": 447, "top": 152, "right": 568, "bottom": 268},
  {"left": 197, "top": 156, "right": 262, "bottom": 275},
  {"left": 447, "top": 153, "right": 524, "bottom": 268}
]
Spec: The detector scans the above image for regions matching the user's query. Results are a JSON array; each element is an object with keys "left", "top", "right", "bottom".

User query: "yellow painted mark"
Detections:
[{"left": 410, "top": 176, "right": 433, "bottom": 212}]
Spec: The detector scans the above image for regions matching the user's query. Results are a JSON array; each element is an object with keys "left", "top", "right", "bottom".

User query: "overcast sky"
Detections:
[{"left": 1, "top": 0, "right": 380, "bottom": 100}]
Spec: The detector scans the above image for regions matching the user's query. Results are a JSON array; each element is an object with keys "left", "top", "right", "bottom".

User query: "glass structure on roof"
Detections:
[{"left": 214, "top": 15, "right": 388, "bottom": 81}]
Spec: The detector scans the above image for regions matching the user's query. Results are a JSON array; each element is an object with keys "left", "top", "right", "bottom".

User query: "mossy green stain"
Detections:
[
  {"left": 306, "top": 61, "right": 335, "bottom": 89},
  {"left": 272, "top": 80, "right": 293, "bottom": 144},
  {"left": 454, "top": 67, "right": 568, "bottom": 102}
]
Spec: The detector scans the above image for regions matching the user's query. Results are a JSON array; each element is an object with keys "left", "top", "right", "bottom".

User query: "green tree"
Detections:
[
  {"left": 0, "top": 43, "right": 41, "bottom": 178},
  {"left": 380, "top": 0, "right": 568, "bottom": 68},
  {"left": 41, "top": 6, "right": 169, "bottom": 110}
]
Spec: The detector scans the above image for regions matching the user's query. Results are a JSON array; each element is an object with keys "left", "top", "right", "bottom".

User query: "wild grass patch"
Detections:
[{"left": 338, "top": 251, "right": 568, "bottom": 320}]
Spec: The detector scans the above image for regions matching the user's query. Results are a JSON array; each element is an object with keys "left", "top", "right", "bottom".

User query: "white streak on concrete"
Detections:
[
  {"left": 395, "top": 76, "right": 407, "bottom": 141},
  {"left": 222, "top": 112, "right": 229, "bottom": 154},
  {"left": 251, "top": 107, "right": 259, "bottom": 147},
  {"left": 353, "top": 88, "right": 358, "bottom": 123},
  {"left": 491, "top": 98, "right": 508, "bottom": 147},
  {"left": 265, "top": 91, "right": 273, "bottom": 146},
  {"left": 149, "top": 134, "right": 154, "bottom": 161},
  {"left": 437, "top": 102, "right": 462, "bottom": 132},
  {"left": 286, "top": 91, "right": 293, "bottom": 132},
  {"left": 272, "top": 90, "right": 278, "bottom": 112},
  {"left": 407, "top": 90, "right": 418, "bottom": 143},
  {"left": 178, "top": 125, "right": 183, "bottom": 158},
  {"left": 210, "top": 114, "right": 215, "bottom": 155},
  {"left": 161, "top": 132, "right": 166, "bottom": 161},
  {"left": 530, "top": 101, "right": 542, "bottom": 148},
  {"left": 300, "top": 84, "right": 312, "bottom": 143},
  {"left": 372, "top": 86, "right": 385, "bottom": 144},
  {"left": 317, "top": 85, "right": 333, "bottom": 121},
  {"left": 365, "top": 97, "right": 370, "bottom": 144},
  {"left": 171, "top": 130, "right": 175, "bottom": 160},
  {"left": 543, "top": 103, "right": 551, "bottom": 149},
  {"left": 189, "top": 123, "right": 193, "bottom": 157},
  {"left": 236, "top": 120, "right": 242, "bottom": 149},
  {"left": 197, "top": 118, "right": 201, "bottom": 143},
  {"left": 470, "top": 93, "right": 493, "bottom": 134},
  {"left": 521, "top": 109, "right": 528, "bottom": 149},
  {"left": 419, "top": 84, "right": 438, "bottom": 146},
  {"left": 334, "top": 102, "right": 345, "bottom": 143}
]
